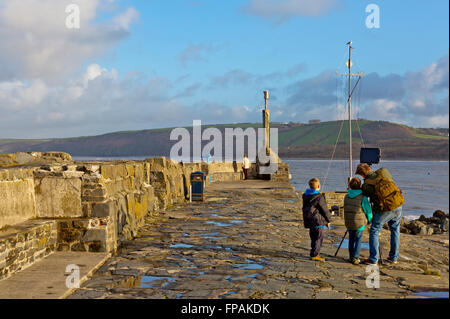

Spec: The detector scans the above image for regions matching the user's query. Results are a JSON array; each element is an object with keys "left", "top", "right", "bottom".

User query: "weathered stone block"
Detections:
[
  {"left": 82, "top": 229, "right": 107, "bottom": 242},
  {"left": 35, "top": 177, "right": 82, "bottom": 218},
  {"left": 83, "top": 187, "right": 107, "bottom": 198},
  {"left": 100, "top": 165, "right": 117, "bottom": 180},
  {"left": 59, "top": 227, "right": 82, "bottom": 243},
  {"left": 88, "top": 241, "right": 105, "bottom": 252},
  {"left": 72, "top": 220, "right": 90, "bottom": 229},
  {"left": 0, "top": 178, "right": 36, "bottom": 228},
  {"left": 91, "top": 201, "right": 114, "bottom": 218}
]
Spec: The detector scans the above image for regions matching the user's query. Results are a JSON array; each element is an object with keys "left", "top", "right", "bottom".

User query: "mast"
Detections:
[
  {"left": 347, "top": 42, "right": 353, "bottom": 180},
  {"left": 337, "top": 41, "right": 362, "bottom": 184},
  {"left": 336, "top": 41, "right": 362, "bottom": 181}
]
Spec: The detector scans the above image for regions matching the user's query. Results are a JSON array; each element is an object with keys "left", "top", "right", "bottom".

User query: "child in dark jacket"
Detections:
[{"left": 302, "top": 178, "right": 332, "bottom": 261}]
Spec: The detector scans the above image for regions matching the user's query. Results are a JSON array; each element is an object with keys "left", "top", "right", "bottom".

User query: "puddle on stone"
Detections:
[
  {"left": 230, "top": 220, "right": 244, "bottom": 224},
  {"left": 201, "top": 234, "right": 228, "bottom": 240},
  {"left": 187, "top": 266, "right": 198, "bottom": 269},
  {"left": 206, "top": 221, "right": 232, "bottom": 227},
  {"left": 170, "top": 243, "right": 195, "bottom": 248},
  {"left": 202, "top": 236, "right": 220, "bottom": 240},
  {"left": 245, "top": 273, "right": 260, "bottom": 279},
  {"left": 183, "top": 233, "right": 189, "bottom": 237},
  {"left": 201, "top": 231, "right": 222, "bottom": 236},
  {"left": 333, "top": 239, "right": 370, "bottom": 250},
  {"left": 233, "top": 263, "right": 264, "bottom": 270},
  {"left": 283, "top": 199, "right": 297, "bottom": 203},
  {"left": 140, "top": 276, "right": 177, "bottom": 288},
  {"left": 211, "top": 213, "right": 221, "bottom": 217},
  {"left": 412, "top": 291, "right": 449, "bottom": 299},
  {"left": 205, "top": 245, "right": 223, "bottom": 250},
  {"left": 176, "top": 293, "right": 183, "bottom": 299},
  {"left": 220, "top": 291, "right": 238, "bottom": 298}
]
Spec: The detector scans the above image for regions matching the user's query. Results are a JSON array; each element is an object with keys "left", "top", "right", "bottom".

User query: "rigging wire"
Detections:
[
  {"left": 323, "top": 117, "right": 345, "bottom": 189},
  {"left": 355, "top": 76, "right": 366, "bottom": 148},
  {"left": 322, "top": 75, "right": 345, "bottom": 189}
]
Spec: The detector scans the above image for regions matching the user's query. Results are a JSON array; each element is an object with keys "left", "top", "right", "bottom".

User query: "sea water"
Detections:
[{"left": 287, "top": 159, "right": 449, "bottom": 218}]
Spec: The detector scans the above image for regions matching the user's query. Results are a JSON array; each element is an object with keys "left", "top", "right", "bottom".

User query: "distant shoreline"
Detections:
[
  {"left": 283, "top": 158, "right": 450, "bottom": 162},
  {"left": 71, "top": 156, "right": 449, "bottom": 163}
]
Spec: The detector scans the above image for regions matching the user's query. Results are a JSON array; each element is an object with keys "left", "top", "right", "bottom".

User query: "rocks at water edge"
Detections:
[{"left": 388, "top": 210, "right": 449, "bottom": 235}]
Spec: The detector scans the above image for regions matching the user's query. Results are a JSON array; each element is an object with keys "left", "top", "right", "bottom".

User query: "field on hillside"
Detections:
[{"left": 0, "top": 120, "right": 448, "bottom": 160}]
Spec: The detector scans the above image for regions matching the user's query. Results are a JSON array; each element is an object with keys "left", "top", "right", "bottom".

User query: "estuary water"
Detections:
[{"left": 286, "top": 159, "right": 449, "bottom": 219}]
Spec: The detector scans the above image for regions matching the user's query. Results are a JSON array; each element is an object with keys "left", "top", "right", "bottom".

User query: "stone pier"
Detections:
[
  {"left": 68, "top": 180, "right": 448, "bottom": 299},
  {"left": 1, "top": 152, "right": 447, "bottom": 299},
  {"left": 0, "top": 152, "right": 289, "bottom": 286}
]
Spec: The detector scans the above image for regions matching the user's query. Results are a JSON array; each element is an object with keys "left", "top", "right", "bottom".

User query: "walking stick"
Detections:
[
  {"left": 378, "top": 238, "right": 384, "bottom": 265},
  {"left": 334, "top": 230, "right": 348, "bottom": 257}
]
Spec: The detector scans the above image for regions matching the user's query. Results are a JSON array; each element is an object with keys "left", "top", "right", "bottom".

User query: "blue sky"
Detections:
[
  {"left": 0, "top": 0, "right": 448, "bottom": 138},
  {"left": 103, "top": 1, "right": 448, "bottom": 77}
]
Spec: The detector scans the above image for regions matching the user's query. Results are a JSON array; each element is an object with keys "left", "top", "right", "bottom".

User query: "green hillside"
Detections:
[{"left": 0, "top": 120, "right": 448, "bottom": 160}]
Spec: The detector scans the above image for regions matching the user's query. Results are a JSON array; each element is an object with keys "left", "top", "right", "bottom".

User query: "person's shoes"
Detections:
[
  {"left": 362, "top": 258, "right": 377, "bottom": 265},
  {"left": 386, "top": 257, "right": 398, "bottom": 264},
  {"left": 350, "top": 257, "right": 360, "bottom": 265},
  {"left": 311, "top": 255, "right": 325, "bottom": 262}
]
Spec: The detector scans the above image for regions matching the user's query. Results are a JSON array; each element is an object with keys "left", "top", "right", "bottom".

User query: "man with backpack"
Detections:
[{"left": 355, "top": 163, "right": 405, "bottom": 265}]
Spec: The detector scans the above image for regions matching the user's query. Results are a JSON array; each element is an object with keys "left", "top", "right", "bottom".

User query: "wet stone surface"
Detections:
[{"left": 69, "top": 181, "right": 449, "bottom": 299}]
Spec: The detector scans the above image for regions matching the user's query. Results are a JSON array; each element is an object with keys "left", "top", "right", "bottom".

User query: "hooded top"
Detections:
[{"left": 302, "top": 189, "right": 332, "bottom": 229}]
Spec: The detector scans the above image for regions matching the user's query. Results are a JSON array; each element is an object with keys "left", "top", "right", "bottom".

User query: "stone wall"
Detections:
[
  {"left": 298, "top": 191, "right": 347, "bottom": 215},
  {"left": 0, "top": 157, "right": 262, "bottom": 254},
  {"left": 0, "top": 168, "right": 36, "bottom": 229},
  {"left": 323, "top": 191, "right": 347, "bottom": 209},
  {"left": 0, "top": 152, "right": 72, "bottom": 168},
  {"left": 0, "top": 220, "right": 57, "bottom": 280}
]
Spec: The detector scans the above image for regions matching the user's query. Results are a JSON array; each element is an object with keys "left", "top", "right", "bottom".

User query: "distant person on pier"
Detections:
[
  {"left": 302, "top": 178, "right": 332, "bottom": 262},
  {"left": 242, "top": 154, "right": 250, "bottom": 180},
  {"left": 356, "top": 164, "right": 405, "bottom": 265},
  {"left": 344, "top": 177, "right": 373, "bottom": 265}
]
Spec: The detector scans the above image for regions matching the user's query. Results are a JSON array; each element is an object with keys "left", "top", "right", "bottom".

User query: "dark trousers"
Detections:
[
  {"left": 309, "top": 227, "right": 324, "bottom": 257},
  {"left": 243, "top": 168, "right": 248, "bottom": 179}
]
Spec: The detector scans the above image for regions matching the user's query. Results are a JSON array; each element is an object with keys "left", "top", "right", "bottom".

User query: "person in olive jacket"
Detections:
[
  {"left": 344, "top": 177, "right": 373, "bottom": 265},
  {"left": 302, "top": 178, "right": 332, "bottom": 261}
]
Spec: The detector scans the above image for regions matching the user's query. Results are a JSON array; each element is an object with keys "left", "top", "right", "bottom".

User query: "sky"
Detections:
[{"left": 0, "top": 0, "right": 448, "bottom": 139}]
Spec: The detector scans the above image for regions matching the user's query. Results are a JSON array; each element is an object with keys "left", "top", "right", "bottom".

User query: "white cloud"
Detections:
[
  {"left": 113, "top": 7, "right": 140, "bottom": 30},
  {"left": 281, "top": 56, "right": 449, "bottom": 128},
  {"left": 0, "top": 63, "right": 261, "bottom": 138},
  {"left": 0, "top": 0, "right": 138, "bottom": 82},
  {"left": 404, "top": 55, "right": 449, "bottom": 116},
  {"left": 364, "top": 99, "right": 403, "bottom": 121},
  {"left": 0, "top": 79, "right": 49, "bottom": 110},
  {"left": 417, "top": 115, "right": 449, "bottom": 128}
]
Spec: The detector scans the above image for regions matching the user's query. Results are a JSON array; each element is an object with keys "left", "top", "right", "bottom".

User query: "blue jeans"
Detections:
[
  {"left": 348, "top": 230, "right": 363, "bottom": 259},
  {"left": 369, "top": 206, "right": 403, "bottom": 263}
]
